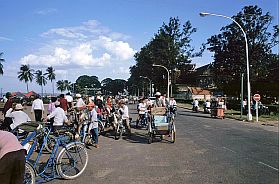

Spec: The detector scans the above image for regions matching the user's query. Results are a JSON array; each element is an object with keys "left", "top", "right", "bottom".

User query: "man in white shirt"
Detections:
[
  {"left": 75, "top": 94, "right": 86, "bottom": 110},
  {"left": 5, "top": 104, "right": 31, "bottom": 130},
  {"left": 118, "top": 100, "right": 131, "bottom": 135},
  {"left": 136, "top": 98, "right": 147, "bottom": 127},
  {"left": 65, "top": 93, "right": 73, "bottom": 110},
  {"left": 47, "top": 101, "right": 68, "bottom": 131},
  {"left": 169, "top": 96, "right": 177, "bottom": 115},
  {"left": 31, "top": 95, "right": 44, "bottom": 121}
]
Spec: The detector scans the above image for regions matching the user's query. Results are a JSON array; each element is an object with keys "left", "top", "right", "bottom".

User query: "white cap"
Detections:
[
  {"left": 76, "top": 94, "right": 81, "bottom": 98},
  {"left": 155, "top": 92, "right": 161, "bottom": 96},
  {"left": 15, "top": 104, "right": 23, "bottom": 110},
  {"left": 55, "top": 101, "right": 60, "bottom": 106}
]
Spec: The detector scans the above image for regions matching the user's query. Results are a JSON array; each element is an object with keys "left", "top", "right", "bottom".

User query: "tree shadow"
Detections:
[
  {"left": 178, "top": 112, "right": 217, "bottom": 120},
  {"left": 122, "top": 131, "right": 149, "bottom": 144}
]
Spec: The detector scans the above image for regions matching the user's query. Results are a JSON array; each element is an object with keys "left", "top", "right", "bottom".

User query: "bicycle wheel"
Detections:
[
  {"left": 24, "top": 162, "right": 36, "bottom": 184},
  {"left": 56, "top": 142, "right": 88, "bottom": 180}
]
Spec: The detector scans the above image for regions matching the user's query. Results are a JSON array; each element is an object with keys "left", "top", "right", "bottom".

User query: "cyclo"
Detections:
[{"left": 147, "top": 106, "right": 176, "bottom": 144}]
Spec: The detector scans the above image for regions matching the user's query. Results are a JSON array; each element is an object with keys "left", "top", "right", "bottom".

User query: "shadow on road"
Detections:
[
  {"left": 122, "top": 131, "right": 149, "bottom": 144},
  {"left": 178, "top": 111, "right": 215, "bottom": 120}
]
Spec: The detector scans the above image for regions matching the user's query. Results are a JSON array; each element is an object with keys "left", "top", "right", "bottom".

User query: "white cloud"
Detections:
[
  {"left": 42, "top": 28, "right": 87, "bottom": 39},
  {"left": 35, "top": 8, "right": 57, "bottom": 15},
  {"left": 18, "top": 19, "right": 135, "bottom": 82},
  {"left": 98, "top": 36, "right": 136, "bottom": 60},
  {"left": 0, "top": 36, "right": 13, "bottom": 41},
  {"left": 20, "top": 44, "right": 111, "bottom": 67}
]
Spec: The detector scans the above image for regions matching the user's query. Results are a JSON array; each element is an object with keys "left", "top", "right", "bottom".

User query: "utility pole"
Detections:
[{"left": 240, "top": 73, "right": 244, "bottom": 118}]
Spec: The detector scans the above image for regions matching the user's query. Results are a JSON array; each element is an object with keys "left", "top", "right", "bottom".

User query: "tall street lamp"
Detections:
[
  {"left": 140, "top": 76, "right": 152, "bottom": 97},
  {"left": 152, "top": 64, "right": 170, "bottom": 101},
  {"left": 200, "top": 12, "right": 252, "bottom": 121}
]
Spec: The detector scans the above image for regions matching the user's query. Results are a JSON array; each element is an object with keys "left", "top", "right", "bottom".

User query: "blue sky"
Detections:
[{"left": 0, "top": 0, "right": 278, "bottom": 93}]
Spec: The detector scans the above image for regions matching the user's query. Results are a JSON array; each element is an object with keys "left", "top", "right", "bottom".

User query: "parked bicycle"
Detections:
[{"left": 18, "top": 122, "right": 88, "bottom": 184}]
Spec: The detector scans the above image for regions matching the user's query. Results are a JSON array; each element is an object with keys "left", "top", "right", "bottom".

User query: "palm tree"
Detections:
[
  {"left": 45, "top": 66, "right": 56, "bottom": 95},
  {"left": 0, "top": 52, "right": 4, "bottom": 75},
  {"left": 56, "top": 80, "right": 66, "bottom": 93},
  {"left": 18, "top": 64, "right": 34, "bottom": 93},
  {"left": 64, "top": 80, "right": 72, "bottom": 92},
  {"left": 35, "top": 70, "right": 47, "bottom": 97}
]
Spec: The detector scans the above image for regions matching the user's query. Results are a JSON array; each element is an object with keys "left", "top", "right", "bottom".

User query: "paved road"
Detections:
[{"left": 46, "top": 105, "right": 278, "bottom": 184}]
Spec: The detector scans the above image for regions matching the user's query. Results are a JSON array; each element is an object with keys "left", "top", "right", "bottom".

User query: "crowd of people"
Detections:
[{"left": 0, "top": 91, "right": 178, "bottom": 183}]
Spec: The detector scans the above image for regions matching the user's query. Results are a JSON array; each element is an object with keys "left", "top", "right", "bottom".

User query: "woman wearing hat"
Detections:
[{"left": 5, "top": 104, "right": 31, "bottom": 130}]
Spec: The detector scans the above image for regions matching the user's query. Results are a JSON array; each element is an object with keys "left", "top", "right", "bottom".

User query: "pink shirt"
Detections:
[
  {"left": 48, "top": 102, "right": 56, "bottom": 114},
  {"left": 0, "top": 130, "right": 24, "bottom": 159}
]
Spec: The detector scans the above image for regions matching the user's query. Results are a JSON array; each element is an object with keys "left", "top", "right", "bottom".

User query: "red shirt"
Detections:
[{"left": 59, "top": 98, "right": 68, "bottom": 112}]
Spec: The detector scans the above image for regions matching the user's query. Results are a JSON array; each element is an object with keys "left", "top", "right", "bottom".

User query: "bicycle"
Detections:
[{"left": 19, "top": 122, "right": 88, "bottom": 183}]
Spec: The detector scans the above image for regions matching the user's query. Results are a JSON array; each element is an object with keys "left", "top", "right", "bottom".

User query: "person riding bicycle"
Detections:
[
  {"left": 136, "top": 98, "right": 148, "bottom": 127},
  {"left": 193, "top": 99, "right": 199, "bottom": 112},
  {"left": 154, "top": 92, "right": 164, "bottom": 107},
  {"left": 169, "top": 96, "right": 177, "bottom": 115},
  {"left": 118, "top": 100, "right": 131, "bottom": 136},
  {"left": 79, "top": 102, "right": 99, "bottom": 148},
  {"left": 5, "top": 104, "right": 31, "bottom": 131},
  {"left": 46, "top": 101, "right": 69, "bottom": 132}
]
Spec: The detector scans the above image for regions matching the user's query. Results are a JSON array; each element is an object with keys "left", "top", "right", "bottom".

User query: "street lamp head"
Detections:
[{"left": 200, "top": 12, "right": 210, "bottom": 17}]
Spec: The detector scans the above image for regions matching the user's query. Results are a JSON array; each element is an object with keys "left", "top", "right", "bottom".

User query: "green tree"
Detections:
[
  {"left": 45, "top": 66, "right": 56, "bottom": 95},
  {"left": 101, "top": 78, "right": 113, "bottom": 94},
  {"left": 207, "top": 5, "right": 279, "bottom": 96},
  {"left": 75, "top": 75, "right": 101, "bottom": 95},
  {"left": 64, "top": 80, "right": 72, "bottom": 92},
  {"left": 129, "top": 17, "right": 203, "bottom": 94},
  {"left": 35, "top": 70, "right": 47, "bottom": 97},
  {"left": 56, "top": 80, "right": 66, "bottom": 93},
  {"left": 18, "top": 64, "right": 34, "bottom": 93},
  {"left": 0, "top": 52, "right": 4, "bottom": 75}
]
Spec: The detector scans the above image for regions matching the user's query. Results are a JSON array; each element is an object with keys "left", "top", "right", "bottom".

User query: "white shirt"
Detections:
[
  {"left": 119, "top": 105, "right": 129, "bottom": 119},
  {"left": 31, "top": 99, "right": 44, "bottom": 111},
  {"left": 47, "top": 107, "right": 68, "bottom": 126},
  {"left": 205, "top": 101, "right": 211, "bottom": 108},
  {"left": 169, "top": 99, "right": 177, "bottom": 106},
  {"left": 138, "top": 103, "right": 147, "bottom": 115},
  {"left": 76, "top": 98, "right": 86, "bottom": 108},
  {"left": 5, "top": 108, "right": 31, "bottom": 130},
  {"left": 65, "top": 95, "right": 73, "bottom": 103},
  {"left": 194, "top": 100, "right": 199, "bottom": 107},
  {"left": 80, "top": 109, "right": 98, "bottom": 129}
]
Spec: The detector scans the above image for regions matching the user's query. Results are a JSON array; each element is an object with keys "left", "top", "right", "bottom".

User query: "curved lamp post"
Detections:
[
  {"left": 152, "top": 64, "right": 170, "bottom": 101},
  {"left": 200, "top": 12, "right": 252, "bottom": 121},
  {"left": 140, "top": 76, "right": 152, "bottom": 96}
]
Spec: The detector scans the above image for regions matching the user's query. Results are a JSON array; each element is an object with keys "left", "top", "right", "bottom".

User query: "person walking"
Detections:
[
  {"left": 0, "top": 130, "right": 26, "bottom": 184},
  {"left": 31, "top": 95, "right": 44, "bottom": 121},
  {"left": 65, "top": 93, "right": 73, "bottom": 110},
  {"left": 48, "top": 97, "right": 57, "bottom": 114},
  {"left": 2, "top": 92, "right": 13, "bottom": 117},
  {"left": 59, "top": 94, "right": 68, "bottom": 112}
]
